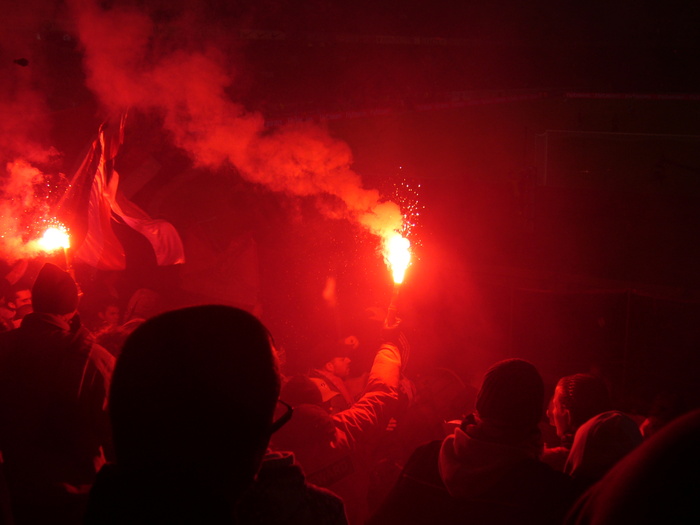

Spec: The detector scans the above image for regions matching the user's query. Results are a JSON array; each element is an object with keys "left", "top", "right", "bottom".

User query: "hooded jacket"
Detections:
[
  {"left": 563, "top": 410, "right": 643, "bottom": 495},
  {"left": 368, "top": 424, "right": 575, "bottom": 525}
]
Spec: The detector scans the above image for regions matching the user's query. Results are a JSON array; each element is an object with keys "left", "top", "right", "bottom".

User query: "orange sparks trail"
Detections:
[
  {"left": 383, "top": 174, "right": 422, "bottom": 285},
  {"left": 383, "top": 174, "right": 422, "bottom": 323}
]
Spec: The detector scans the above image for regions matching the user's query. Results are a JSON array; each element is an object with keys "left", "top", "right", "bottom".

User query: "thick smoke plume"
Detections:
[
  {"left": 0, "top": 161, "right": 60, "bottom": 260},
  {"left": 71, "top": 1, "right": 403, "bottom": 240},
  {"left": 0, "top": 0, "right": 64, "bottom": 261}
]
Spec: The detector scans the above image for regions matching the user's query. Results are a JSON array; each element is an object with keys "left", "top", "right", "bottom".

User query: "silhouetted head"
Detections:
[
  {"left": 476, "top": 359, "right": 544, "bottom": 428},
  {"left": 564, "top": 410, "right": 643, "bottom": 488},
  {"left": 469, "top": 358, "right": 545, "bottom": 445},
  {"left": 123, "top": 288, "right": 162, "bottom": 323},
  {"left": 109, "top": 305, "right": 280, "bottom": 497},
  {"left": 548, "top": 373, "right": 612, "bottom": 442},
  {"left": 31, "top": 263, "right": 78, "bottom": 315},
  {"left": 565, "top": 409, "right": 700, "bottom": 523}
]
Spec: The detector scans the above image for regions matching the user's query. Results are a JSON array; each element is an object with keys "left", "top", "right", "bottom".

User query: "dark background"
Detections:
[{"left": 4, "top": 1, "right": 700, "bottom": 410}]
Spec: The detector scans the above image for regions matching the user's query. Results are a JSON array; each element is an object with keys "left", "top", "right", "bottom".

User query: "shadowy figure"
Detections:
[
  {"left": 639, "top": 390, "right": 689, "bottom": 439},
  {"left": 566, "top": 408, "right": 700, "bottom": 524},
  {"left": 366, "top": 367, "right": 474, "bottom": 516},
  {"left": 121, "top": 288, "right": 163, "bottom": 328},
  {"left": 85, "top": 304, "right": 346, "bottom": 524},
  {"left": 272, "top": 317, "right": 404, "bottom": 524},
  {"left": 368, "top": 358, "right": 576, "bottom": 525},
  {"left": 564, "top": 410, "right": 643, "bottom": 495},
  {"left": 0, "top": 281, "right": 32, "bottom": 332},
  {"left": 543, "top": 373, "right": 612, "bottom": 471},
  {"left": 0, "top": 263, "right": 114, "bottom": 525},
  {"left": 308, "top": 338, "right": 357, "bottom": 413}
]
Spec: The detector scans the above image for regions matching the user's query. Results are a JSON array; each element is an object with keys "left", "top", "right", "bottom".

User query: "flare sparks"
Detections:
[{"left": 37, "top": 224, "right": 70, "bottom": 253}]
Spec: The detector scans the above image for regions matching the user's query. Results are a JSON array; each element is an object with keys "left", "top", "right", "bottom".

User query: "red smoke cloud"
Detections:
[
  {"left": 0, "top": 0, "right": 66, "bottom": 260},
  {"left": 0, "top": 0, "right": 61, "bottom": 165},
  {"left": 0, "top": 160, "right": 63, "bottom": 260},
  {"left": 71, "top": 1, "right": 403, "bottom": 239}
]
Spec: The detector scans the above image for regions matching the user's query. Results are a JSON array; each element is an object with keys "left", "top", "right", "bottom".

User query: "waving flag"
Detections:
[{"left": 57, "top": 115, "right": 185, "bottom": 270}]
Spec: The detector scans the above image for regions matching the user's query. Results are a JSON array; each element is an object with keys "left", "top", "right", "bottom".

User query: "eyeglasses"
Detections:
[{"left": 270, "top": 399, "right": 293, "bottom": 434}]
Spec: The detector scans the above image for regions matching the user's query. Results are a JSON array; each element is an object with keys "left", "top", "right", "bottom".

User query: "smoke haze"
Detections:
[
  {"left": 71, "top": 0, "right": 403, "bottom": 238},
  {"left": 0, "top": 1, "right": 67, "bottom": 259},
  {"left": 0, "top": 0, "right": 403, "bottom": 261}
]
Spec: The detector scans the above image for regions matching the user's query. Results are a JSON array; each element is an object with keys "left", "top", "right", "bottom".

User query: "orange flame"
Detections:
[
  {"left": 384, "top": 233, "right": 411, "bottom": 284},
  {"left": 37, "top": 225, "right": 70, "bottom": 253}
]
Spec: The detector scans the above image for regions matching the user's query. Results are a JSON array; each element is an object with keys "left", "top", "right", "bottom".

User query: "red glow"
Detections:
[
  {"left": 37, "top": 225, "right": 70, "bottom": 253},
  {"left": 384, "top": 233, "right": 411, "bottom": 284}
]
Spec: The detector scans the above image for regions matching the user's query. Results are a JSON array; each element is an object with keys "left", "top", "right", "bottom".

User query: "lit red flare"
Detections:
[
  {"left": 384, "top": 233, "right": 411, "bottom": 284},
  {"left": 37, "top": 225, "right": 70, "bottom": 253}
]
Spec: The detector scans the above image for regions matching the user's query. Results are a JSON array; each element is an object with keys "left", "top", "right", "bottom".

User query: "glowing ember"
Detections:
[
  {"left": 385, "top": 233, "right": 411, "bottom": 284},
  {"left": 37, "top": 226, "right": 70, "bottom": 253}
]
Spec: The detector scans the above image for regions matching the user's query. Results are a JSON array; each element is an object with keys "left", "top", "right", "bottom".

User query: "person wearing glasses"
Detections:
[{"left": 84, "top": 305, "right": 347, "bottom": 524}]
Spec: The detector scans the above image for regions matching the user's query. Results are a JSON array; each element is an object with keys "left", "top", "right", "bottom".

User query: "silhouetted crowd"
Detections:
[{"left": 0, "top": 262, "right": 698, "bottom": 524}]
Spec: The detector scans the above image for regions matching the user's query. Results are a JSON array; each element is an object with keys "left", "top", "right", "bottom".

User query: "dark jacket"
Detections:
[
  {"left": 273, "top": 343, "right": 401, "bottom": 525},
  {"left": 0, "top": 313, "right": 114, "bottom": 523},
  {"left": 369, "top": 425, "right": 576, "bottom": 525},
  {"left": 566, "top": 409, "right": 700, "bottom": 524},
  {"left": 84, "top": 452, "right": 348, "bottom": 524},
  {"left": 236, "top": 451, "right": 348, "bottom": 524}
]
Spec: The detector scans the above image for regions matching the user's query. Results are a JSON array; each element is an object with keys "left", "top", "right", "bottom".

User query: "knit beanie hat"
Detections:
[
  {"left": 476, "top": 358, "right": 544, "bottom": 429},
  {"left": 31, "top": 263, "right": 79, "bottom": 315}
]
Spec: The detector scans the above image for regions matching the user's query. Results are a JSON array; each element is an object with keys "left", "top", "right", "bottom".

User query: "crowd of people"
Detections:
[{"left": 0, "top": 261, "right": 697, "bottom": 524}]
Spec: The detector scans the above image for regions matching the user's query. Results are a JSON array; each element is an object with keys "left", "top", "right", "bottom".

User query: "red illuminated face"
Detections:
[
  {"left": 99, "top": 305, "right": 121, "bottom": 326},
  {"left": 547, "top": 385, "right": 571, "bottom": 438},
  {"left": 11, "top": 289, "right": 32, "bottom": 310},
  {"left": 326, "top": 356, "right": 351, "bottom": 379}
]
